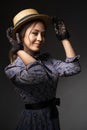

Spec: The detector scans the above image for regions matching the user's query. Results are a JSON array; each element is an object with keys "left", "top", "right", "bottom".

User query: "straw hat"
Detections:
[{"left": 12, "top": 8, "right": 51, "bottom": 35}]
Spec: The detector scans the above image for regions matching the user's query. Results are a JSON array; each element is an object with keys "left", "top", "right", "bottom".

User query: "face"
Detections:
[{"left": 23, "top": 21, "right": 46, "bottom": 53}]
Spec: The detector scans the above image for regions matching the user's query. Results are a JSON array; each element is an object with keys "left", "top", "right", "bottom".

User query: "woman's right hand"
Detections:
[
  {"left": 6, "top": 27, "right": 23, "bottom": 55},
  {"left": 6, "top": 26, "right": 17, "bottom": 45}
]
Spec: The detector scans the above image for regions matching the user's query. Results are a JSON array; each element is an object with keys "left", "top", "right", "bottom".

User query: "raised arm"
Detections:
[{"left": 6, "top": 27, "right": 36, "bottom": 64}]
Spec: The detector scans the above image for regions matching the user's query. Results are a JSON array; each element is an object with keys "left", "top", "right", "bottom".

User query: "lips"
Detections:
[{"left": 34, "top": 43, "right": 41, "bottom": 47}]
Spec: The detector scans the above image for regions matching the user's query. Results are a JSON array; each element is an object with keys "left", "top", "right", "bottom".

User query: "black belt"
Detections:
[{"left": 25, "top": 97, "right": 60, "bottom": 119}]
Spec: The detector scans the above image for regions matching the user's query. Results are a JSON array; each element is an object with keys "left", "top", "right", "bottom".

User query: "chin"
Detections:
[{"left": 34, "top": 48, "right": 40, "bottom": 51}]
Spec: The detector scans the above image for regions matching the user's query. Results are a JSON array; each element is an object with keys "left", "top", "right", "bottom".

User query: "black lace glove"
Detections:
[
  {"left": 6, "top": 27, "right": 23, "bottom": 55},
  {"left": 51, "top": 16, "right": 70, "bottom": 41}
]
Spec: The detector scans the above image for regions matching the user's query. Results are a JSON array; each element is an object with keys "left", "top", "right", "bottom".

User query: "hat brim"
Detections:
[{"left": 13, "top": 14, "right": 51, "bottom": 35}]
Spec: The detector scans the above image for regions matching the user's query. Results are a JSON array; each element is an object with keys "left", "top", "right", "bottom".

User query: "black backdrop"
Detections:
[{"left": 0, "top": 1, "right": 87, "bottom": 130}]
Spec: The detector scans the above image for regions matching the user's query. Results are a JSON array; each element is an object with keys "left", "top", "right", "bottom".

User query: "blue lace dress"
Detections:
[{"left": 4, "top": 53, "right": 81, "bottom": 130}]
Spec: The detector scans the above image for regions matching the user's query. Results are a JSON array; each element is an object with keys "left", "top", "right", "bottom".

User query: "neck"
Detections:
[{"left": 25, "top": 49, "right": 40, "bottom": 57}]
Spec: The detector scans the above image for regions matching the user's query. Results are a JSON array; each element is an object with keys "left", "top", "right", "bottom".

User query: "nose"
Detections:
[{"left": 37, "top": 33, "right": 43, "bottom": 41}]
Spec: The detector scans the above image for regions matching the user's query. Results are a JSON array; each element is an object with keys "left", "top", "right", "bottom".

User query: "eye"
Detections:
[{"left": 32, "top": 32, "right": 38, "bottom": 36}]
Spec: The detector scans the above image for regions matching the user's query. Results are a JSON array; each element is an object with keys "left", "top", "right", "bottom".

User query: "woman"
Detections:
[{"left": 4, "top": 8, "right": 81, "bottom": 130}]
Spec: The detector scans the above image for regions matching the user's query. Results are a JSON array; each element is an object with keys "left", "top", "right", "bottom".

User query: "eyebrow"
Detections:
[{"left": 32, "top": 29, "right": 46, "bottom": 32}]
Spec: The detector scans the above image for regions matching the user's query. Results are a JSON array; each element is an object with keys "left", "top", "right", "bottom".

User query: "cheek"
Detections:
[
  {"left": 29, "top": 35, "right": 36, "bottom": 43},
  {"left": 24, "top": 34, "right": 31, "bottom": 44},
  {"left": 24, "top": 35, "right": 35, "bottom": 46}
]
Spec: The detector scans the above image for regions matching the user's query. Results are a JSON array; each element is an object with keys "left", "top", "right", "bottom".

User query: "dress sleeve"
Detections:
[
  {"left": 4, "top": 61, "right": 47, "bottom": 85},
  {"left": 52, "top": 55, "right": 81, "bottom": 77}
]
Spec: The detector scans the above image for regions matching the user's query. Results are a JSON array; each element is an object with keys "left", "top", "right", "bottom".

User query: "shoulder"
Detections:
[{"left": 5, "top": 57, "right": 25, "bottom": 70}]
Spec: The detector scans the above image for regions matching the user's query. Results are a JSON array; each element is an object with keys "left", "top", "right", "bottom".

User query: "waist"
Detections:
[
  {"left": 25, "top": 97, "right": 60, "bottom": 110},
  {"left": 25, "top": 97, "right": 60, "bottom": 119}
]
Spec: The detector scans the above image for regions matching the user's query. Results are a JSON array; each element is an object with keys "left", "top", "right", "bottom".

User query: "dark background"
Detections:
[{"left": 0, "top": 0, "right": 87, "bottom": 130}]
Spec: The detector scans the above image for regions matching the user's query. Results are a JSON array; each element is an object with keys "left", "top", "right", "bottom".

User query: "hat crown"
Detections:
[
  {"left": 13, "top": 9, "right": 39, "bottom": 26},
  {"left": 12, "top": 8, "right": 51, "bottom": 39}
]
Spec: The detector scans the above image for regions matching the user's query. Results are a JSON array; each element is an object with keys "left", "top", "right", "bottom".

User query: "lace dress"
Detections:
[{"left": 4, "top": 53, "right": 81, "bottom": 130}]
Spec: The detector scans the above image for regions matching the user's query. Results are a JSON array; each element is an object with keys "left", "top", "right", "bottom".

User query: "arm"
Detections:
[
  {"left": 6, "top": 27, "right": 36, "bottom": 65},
  {"left": 4, "top": 60, "right": 47, "bottom": 85},
  {"left": 17, "top": 50, "right": 36, "bottom": 65},
  {"left": 51, "top": 17, "right": 81, "bottom": 76},
  {"left": 61, "top": 39, "right": 76, "bottom": 58}
]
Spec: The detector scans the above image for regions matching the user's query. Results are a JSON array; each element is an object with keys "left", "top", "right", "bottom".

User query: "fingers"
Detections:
[
  {"left": 52, "top": 16, "right": 64, "bottom": 25},
  {"left": 51, "top": 16, "right": 65, "bottom": 34},
  {"left": 51, "top": 16, "right": 70, "bottom": 41},
  {"left": 6, "top": 27, "right": 21, "bottom": 45},
  {"left": 16, "top": 33, "right": 21, "bottom": 43},
  {"left": 6, "top": 27, "right": 14, "bottom": 44},
  {"left": 6, "top": 27, "right": 13, "bottom": 38}
]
